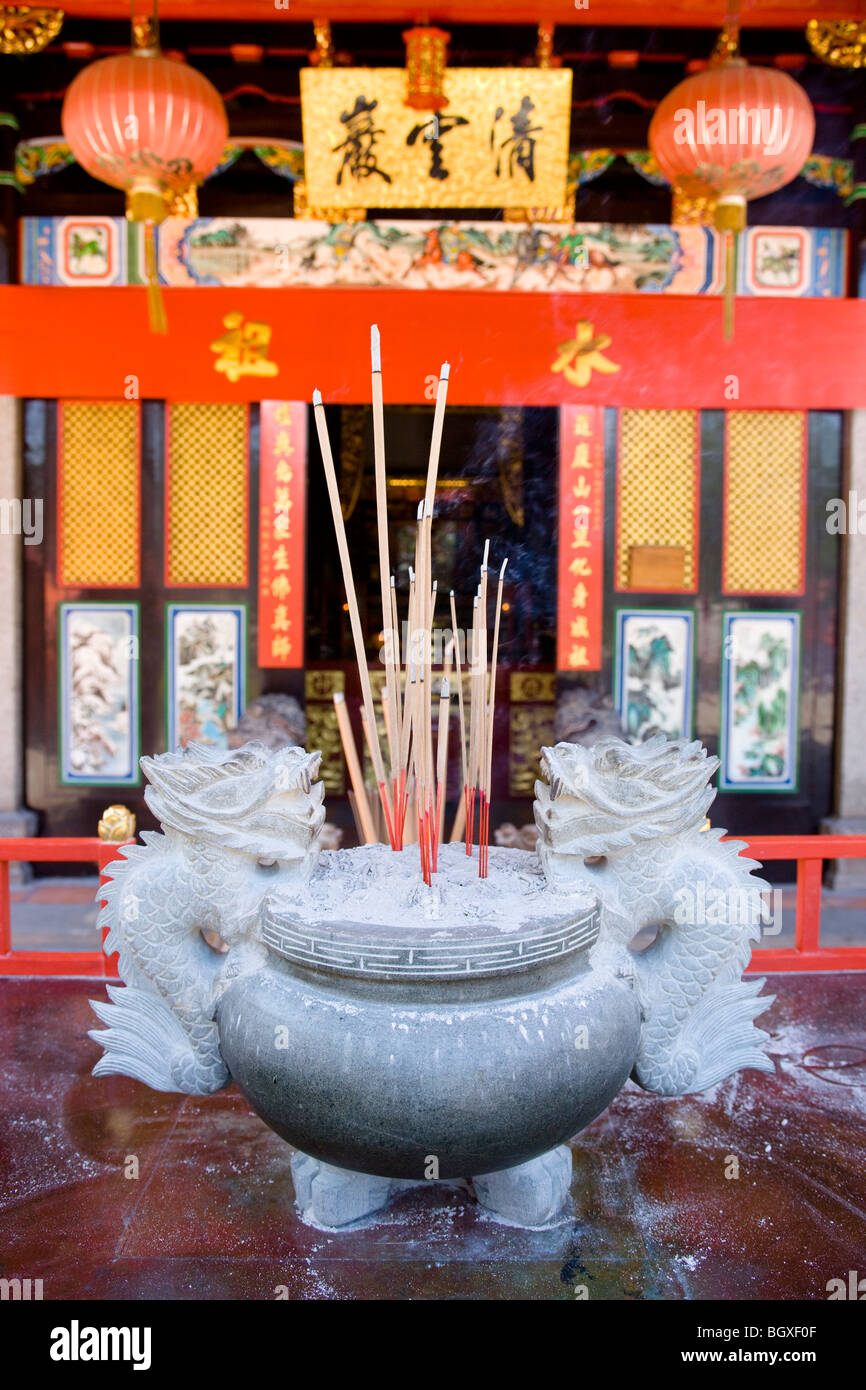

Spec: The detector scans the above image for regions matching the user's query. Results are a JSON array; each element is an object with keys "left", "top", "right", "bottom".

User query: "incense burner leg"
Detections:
[
  {"left": 473, "top": 1144, "right": 573, "bottom": 1228},
  {"left": 291, "top": 1151, "right": 404, "bottom": 1229}
]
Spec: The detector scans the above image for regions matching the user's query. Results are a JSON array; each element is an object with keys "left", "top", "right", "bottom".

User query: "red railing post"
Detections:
[
  {"left": 794, "top": 857, "right": 824, "bottom": 955},
  {"left": 0, "top": 858, "right": 10, "bottom": 955}
]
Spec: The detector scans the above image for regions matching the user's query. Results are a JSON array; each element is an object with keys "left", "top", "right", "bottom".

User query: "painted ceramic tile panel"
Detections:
[
  {"left": 59, "top": 603, "right": 140, "bottom": 785},
  {"left": 615, "top": 609, "right": 693, "bottom": 742},
  {"left": 166, "top": 605, "right": 246, "bottom": 751},
  {"left": 20, "top": 217, "right": 847, "bottom": 297},
  {"left": 721, "top": 612, "right": 800, "bottom": 791},
  {"left": 19, "top": 216, "right": 146, "bottom": 286}
]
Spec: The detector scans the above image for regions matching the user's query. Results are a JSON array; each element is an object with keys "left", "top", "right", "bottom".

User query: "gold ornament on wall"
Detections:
[
  {"left": 806, "top": 19, "right": 866, "bottom": 68},
  {"left": 98, "top": 805, "right": 137, "bottom": 842},
  {"left": 0, "top": 5, "right": 63, "bottom": 54}
]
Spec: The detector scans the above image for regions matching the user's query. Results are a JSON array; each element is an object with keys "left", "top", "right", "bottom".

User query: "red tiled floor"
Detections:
[{"left": 0, "top": 974, "right": 864, "bottom": 1300}]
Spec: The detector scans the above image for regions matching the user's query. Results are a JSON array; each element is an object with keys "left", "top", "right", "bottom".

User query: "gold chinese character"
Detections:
[
  {"left": 568, "top": 557, "right": 592, "bottom": 577},
  {"left": 570, "top": 617, "right": 590, "bottom": 639},
  {"left": 274, "top": 430, "right": 295, "bottom": 457},
  {"left": 274, "top": 487, "right": 292, "bottom": 509},
  {"left": 572, "top": 478, "right": 591, "bottom": 499},
  {"left": 270, "top": 575, "right": 291, "bottom": 600},
  {"left": 273, "top": 403, "right": 292, "bottom": 425},
  {"left": 272, "top": 544, "right": 290, "bottom": 570},
  {"left": 568, "top": 645, "right": 590, "bottom": 668},
  {"left": 571, "top": 528, "right": 590, "bottom": 550},
  {"left": 270, "top": 635, "right": 291, "bottom": 661},
  {"left": 571, "top": 582, "right": 588, "bottom": 609},
  {"left": 271, "top": 604, "right": 291, "bottom": 633},
  {"left": 275, "top": 461, "right": 293, "bottom": 483},
  {"left": 552, "top": 320, "right": 620, "bottom": 389},
  {"left": 570, "top": 442, "right": 590, "bottom": 470},
  {"left": 572, "top": 412, "right": 592, "bottom": 437},
  {"left": 210, "top": 311, "right": 279, "bottom": 383}
]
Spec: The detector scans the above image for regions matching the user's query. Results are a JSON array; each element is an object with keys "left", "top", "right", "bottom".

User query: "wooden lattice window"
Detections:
[
  {"left": 723, "top": 411, "right": 806, "bottom": 595},
  {"left": 615, "top": 409, "right": 699, "bottom": 592},
  {"left": 58, "top": 401, "right": 140, "bottom": 587},
  {"left": 166, "top": 403, "right": 249, "bottom": 587}
]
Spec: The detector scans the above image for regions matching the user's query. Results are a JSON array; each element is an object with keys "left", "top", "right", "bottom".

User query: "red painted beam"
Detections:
[
  {"left": 51, "top": 0, "right": 862, "bottom": 29},
  {"left": 2, "top": 288, "right": 866, "bottom": 409}
]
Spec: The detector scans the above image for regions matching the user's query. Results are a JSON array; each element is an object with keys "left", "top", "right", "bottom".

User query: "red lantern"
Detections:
[
  {"left": 62, "top": 30, "right": 227, "bottom": 331},
  {"left": 649, "top": 32, "right": 814, "bottom": 337},
  {"left": 62, "top": 45, "right": 227, "bottom": 224}
]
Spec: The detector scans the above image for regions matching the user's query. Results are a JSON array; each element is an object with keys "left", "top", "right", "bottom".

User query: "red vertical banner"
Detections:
[
  {"left": 557, "top": 405, "right": 604, "bottom": 673},
  {"left": 258, "top": 401, "right": 306, "bottom": 668}
]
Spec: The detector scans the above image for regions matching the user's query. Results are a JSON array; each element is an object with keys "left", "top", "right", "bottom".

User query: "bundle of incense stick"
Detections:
[{"left": 313, "top": 328, "right": 507, "bottom": 883}]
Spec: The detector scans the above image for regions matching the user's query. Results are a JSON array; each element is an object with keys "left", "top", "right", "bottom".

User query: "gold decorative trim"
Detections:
[
  {"left": 311, "top": 17, "right": 334, "bottom": 68},
  {"left": 0, "top": 5, "right": 63, "bottom": 54},
  {"left": 672, "top": 185, "right": 717, "bottom": 227},
  {"left": 292, "top": 178, "right": 366, "bottom": 222},
  {"left": 806, "top": 18, "right": 866, "bottom": 68}
]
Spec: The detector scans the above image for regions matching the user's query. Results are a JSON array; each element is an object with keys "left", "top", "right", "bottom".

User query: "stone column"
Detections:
[
  {"left": 0, "top": 396, "right": 37, "bottom": 864},
  {"left": 821, "top": 409, "right": 866, "bottom": 888}
]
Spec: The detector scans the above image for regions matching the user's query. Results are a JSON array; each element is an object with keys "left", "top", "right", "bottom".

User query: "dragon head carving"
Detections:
[
  {"left": 535, "top": 734, "right": 718, "bottom": 866},
  {"left": 142, "top": 741, "right": 326, "bottom": 869}
]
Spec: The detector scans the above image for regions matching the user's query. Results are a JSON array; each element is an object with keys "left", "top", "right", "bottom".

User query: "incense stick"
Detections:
[
  {"left": 313, "top": 389, "right": 395, "bottom": 845},
  {"left": 371, "top": 325, "right": 400, "bottom": 797},
  {"left": 480, "top": 557, "right": 508, "bottom": 877},
  {"left": 333, "top": 692, "right": 377, "bottom": 845}
]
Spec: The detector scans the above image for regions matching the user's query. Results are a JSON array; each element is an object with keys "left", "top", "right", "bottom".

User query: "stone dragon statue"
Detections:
[
  {"left": 534, "top": 733, "right": 774, "bottom": 1095},
  {"left": 90, "top": 742, "right": 324, "bottom": 1095}
]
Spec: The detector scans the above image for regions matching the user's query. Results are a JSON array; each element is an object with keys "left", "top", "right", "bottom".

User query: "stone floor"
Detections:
[{"left": 0, "top": 972, "right": 864, "bottom": 1300}]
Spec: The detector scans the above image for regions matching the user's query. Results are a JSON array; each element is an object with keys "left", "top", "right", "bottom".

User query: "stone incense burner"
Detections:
[{"left": 91, "top": 735, "right": 773, "bottom": 1229}]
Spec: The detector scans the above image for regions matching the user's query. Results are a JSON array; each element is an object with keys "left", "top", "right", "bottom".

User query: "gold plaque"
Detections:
[
  {"left": 300, "top": 67, "right": 572, "bottom": 211},
  {"left": 628, "top": 545, "right": 687, "bottom": 591},
  {"left": 510, "top": 672, "right": 556, "bottom": 704}
]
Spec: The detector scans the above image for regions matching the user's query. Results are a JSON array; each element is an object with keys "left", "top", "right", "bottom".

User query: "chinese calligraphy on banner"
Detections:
[
  {"left": 300, "top": 68, "right": 572, "bottom": 210},
  {"left": 557, "top": 405, "right": 604, "bottom": 672},
  {"left": 259, "top": 401, "right": 306, "bottom": 668}
]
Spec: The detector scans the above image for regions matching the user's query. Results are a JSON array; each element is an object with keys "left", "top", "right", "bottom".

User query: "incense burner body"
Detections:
[
  {"left": 89, "top": 737, "right": 774, "bottom": 1227},
  {"left": 214, "top": 901, "right": 639, "bottom": 1180}
]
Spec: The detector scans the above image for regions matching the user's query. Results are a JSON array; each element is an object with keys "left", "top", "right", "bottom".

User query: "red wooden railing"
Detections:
[
  {"left": 743, "top": 835, "right": 866, "bottom": 974},
  {"left": 0, "top": 837, "right": 128, "bottom": 978},
  {"left": 0, "top": 833, "right": 864, "bottom": 978}
]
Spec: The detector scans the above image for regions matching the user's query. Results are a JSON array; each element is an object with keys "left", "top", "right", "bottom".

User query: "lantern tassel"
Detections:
[
  {"left": 144, "top": 221, "right": 167, "bottom": 335},
  {"left": 724, "top": 229, "right": 736, "bottom": 342},
  {"left": 713, "top": 197, "right": 745, "bottom": 345}
]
